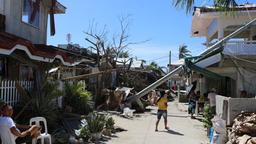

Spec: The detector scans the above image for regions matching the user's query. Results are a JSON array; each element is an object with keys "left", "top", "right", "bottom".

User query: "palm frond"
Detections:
[
  {"left": 214, "top": 0, "right": 237, "bottom": 7},
  {"left": 173, "top": 0, "right": 195, "bottom": 13},
  {"left": 172, "top": 0, "right": 238, "bottom": 13},
  {"left": 178, "top": 44, "right": 191, "bottom": 59},
  {"left": 64, "top": 81, "right": 93, "bottom": 114}
]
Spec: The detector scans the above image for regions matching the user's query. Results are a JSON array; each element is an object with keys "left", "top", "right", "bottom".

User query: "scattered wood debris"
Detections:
[{"left": 227, "top": 112, "right": 256, "bottom": 144}]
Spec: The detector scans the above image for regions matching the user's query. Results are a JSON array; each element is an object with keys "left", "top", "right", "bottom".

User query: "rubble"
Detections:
[
  {"left": 97, "top": 87, "right": 159, "bottom": 113},
  {"left": 227, "top": 112, "right": 256, "bottom": 144},
  {"left": 97, "top": 88, "right": 126, "bottom": 110}
]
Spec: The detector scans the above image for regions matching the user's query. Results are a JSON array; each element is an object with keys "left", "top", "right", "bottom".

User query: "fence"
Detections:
[{"left": 0, "top": 80, "right": 33, "bottom": 106}]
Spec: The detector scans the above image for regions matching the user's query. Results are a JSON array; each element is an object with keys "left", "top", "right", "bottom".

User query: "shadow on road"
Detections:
[
  {"left": 151, "top": 113, "right": 189, "bottom": 118},
  {"left": 158, "top": 129, "right": 184, "bottom": 136},
  {"left": 194, "top": 116, "right": 204, "bottom": 122},
  {"left": 167, "top": 114, "right": 189, "bottom": 118}
]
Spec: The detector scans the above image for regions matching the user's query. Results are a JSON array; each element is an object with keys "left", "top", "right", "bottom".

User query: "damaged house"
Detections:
[
  {"left": 175, "top": 4, "right": 256, "bottom": 143},
  {"left": 0, "top": 0, "right": 94, "bottom": 106},
  {"left": 186, "top": 4, "right": 256, "bottom": 98}
]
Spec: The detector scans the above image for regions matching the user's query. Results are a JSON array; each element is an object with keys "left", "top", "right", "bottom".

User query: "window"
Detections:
[{"left": 22, "top": 0, "right": 40, "bottom": 28}]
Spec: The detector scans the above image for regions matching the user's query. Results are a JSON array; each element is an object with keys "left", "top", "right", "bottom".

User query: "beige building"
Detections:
[{"left": 190, "top": 4, "right": 256, "bottom": 97}]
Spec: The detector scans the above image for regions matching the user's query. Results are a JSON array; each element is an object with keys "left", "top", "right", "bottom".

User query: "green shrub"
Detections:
[
  {"left": 64, "top": 81, "right": 93, "bottom": 114},
  {"left": 78, "top": 112, "right": 116, "bottom": 142},
  {"left": 86, "top": 112, "right": 106, "bottom": 133},
  {"left": 105, "top": 117, "right": 115, "bottom": 130},
  {"left": 79, "top": 126, "right": 91, "bottom": 141},
  {"left": 202, "top": 104, "right": 214, "bottom": 128},
  {"left": 16, "top": 81, "right": 63, "bottom": 129}
]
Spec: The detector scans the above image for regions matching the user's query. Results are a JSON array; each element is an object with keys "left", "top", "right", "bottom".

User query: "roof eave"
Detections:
[{"left": 53, "top": 1, "right": 66, "bottom": 14}]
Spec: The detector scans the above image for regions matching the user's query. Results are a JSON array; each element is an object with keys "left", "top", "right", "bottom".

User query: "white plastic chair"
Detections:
[{"left": 29, "top": 117, "right": 52, "bottom": 144}]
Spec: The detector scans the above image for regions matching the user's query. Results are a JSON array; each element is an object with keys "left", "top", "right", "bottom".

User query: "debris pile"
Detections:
[
  {"left": 227, "top": 112, "right": 256, "bottom": 144},
  {"left": 97, "top": 88, "right": 126, "bottom": 111},
  {"left": 98, "top": 87, "right": 162, "bottom": 113}
]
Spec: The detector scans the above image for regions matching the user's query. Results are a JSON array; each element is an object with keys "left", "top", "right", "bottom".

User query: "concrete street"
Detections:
[{"left": 107, "top": 100, "right": 209, "bottom": 144}]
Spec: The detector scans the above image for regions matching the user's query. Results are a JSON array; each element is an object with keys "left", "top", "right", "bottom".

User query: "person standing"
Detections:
[
  {"left": 188, "top": 91, "right": 197, "bottom": 119},
  {"left": 208, "top": 88, "right": 217, "bottom": 114},
  {"left": 155, "top": 91, "right": 169, "bottom": 131}
]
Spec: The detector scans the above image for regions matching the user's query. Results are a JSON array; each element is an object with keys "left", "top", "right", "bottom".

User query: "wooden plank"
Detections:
[
  {"left": 15, "top": 81, "right": 18, "bottom": 104},
  {"left": 0, "top": 81, "right": 3, "bottom": 101},
  {"left": 6, "top": 80, "right": 9, "bottom": 105},
  {"left": 17, "top": 81, "right": 20, "bottom": 102},
  {"left": 4, "top": 80, "right": 7, "bottom": 104},
  {"left": 62, "top": 69, "right": 116, "bottom": 80},
  {"left": 10, "top": 81, "right": 13, "bottom": 106}
]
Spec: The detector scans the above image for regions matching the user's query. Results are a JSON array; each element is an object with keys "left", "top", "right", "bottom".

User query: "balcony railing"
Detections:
[{"left": 223, "top": 41, "right": 256, "bottom": 56}]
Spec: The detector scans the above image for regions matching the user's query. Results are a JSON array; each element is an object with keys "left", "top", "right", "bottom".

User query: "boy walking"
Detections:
[{"left": 155, "top": 90, "right": 169, "bottom": 131}]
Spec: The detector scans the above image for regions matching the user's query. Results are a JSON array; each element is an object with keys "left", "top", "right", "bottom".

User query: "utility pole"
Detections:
[
  {"left": 168, "top": 50, "right": 172, "bottom": 88},
  {"left": 169, "top": 50, "right": 172, "bottom": 72}
]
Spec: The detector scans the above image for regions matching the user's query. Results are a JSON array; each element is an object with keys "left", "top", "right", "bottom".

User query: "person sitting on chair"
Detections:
[{"left": 0, "top": 104, "right": 41, "bottom": 144}]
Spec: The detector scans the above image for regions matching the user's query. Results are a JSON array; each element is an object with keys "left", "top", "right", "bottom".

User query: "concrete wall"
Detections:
[
  {"left": 208, "top": 12, "right": 256, "bottom": 41},
  {"left": 4, "top": 0, "right": 48, "bottom": 44},
  {"left": 216, "top": 95, "right": 256, "bottom": 126},
  {"left": 0, "top": 0, "right": 4, "bottom": 14}
]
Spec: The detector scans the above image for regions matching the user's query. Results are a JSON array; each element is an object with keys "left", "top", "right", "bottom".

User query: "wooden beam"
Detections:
[
  {"left": 62, "top": 69, "right": 116, "bottom": 80},
  {"left": 10, "top": 53, "right": 38, "bottom": 68},
  {"left": 59, "top": 66, "right": 91, "bottom": 70}
]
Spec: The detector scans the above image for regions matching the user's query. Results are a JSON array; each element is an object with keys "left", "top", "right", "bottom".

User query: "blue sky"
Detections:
[{"left": 47, "top": 0, "right": 207, "bottom": 67}]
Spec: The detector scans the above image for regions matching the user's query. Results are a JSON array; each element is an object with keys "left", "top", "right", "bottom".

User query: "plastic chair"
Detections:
[{"left": 29, "top": 117, "right": 52, "bottom": 144}]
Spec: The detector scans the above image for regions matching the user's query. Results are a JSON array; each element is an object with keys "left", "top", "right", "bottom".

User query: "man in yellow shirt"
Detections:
[{"left": 155, "top": 91, "right": 169, "bottom": 131}]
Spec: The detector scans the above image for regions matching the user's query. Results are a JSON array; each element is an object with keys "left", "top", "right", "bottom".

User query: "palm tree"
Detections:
[
  {"left": 118, "top": 51, "right": 129, "bottom": 58},
  {"left": 173, "top": 0, "right": 238, "bottom": 13},
  {"left": 141, "top": 59, "right": 146, "bottom": 64},
  {"left": 149, "top": 62, "right": 158, "bottom": 69},
  {"left": 178, "top": 44, "right": 191, "bottom": 59},
  {"left": 147, "top": 62, "right": 162, "bottom": 75}
]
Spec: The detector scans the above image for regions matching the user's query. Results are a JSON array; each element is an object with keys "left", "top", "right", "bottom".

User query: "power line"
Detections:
[{"left": 147, "top": 55, "right": 169, "bottom": 62}]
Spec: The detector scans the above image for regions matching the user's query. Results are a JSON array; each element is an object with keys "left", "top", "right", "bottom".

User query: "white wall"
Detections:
[{"left": 216, "top": 95, "right": 256, "bottom": 126}]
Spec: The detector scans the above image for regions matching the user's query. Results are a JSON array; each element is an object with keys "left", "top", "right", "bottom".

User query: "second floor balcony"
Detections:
[{"left": 223, "top": 41, "right": 256, "bottom": 56}]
